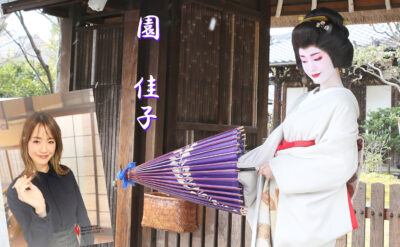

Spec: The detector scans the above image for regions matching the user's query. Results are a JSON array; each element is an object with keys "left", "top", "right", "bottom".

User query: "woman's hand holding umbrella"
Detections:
[{"left": 258, "top": 162, "right": 274, "bottom": 180}]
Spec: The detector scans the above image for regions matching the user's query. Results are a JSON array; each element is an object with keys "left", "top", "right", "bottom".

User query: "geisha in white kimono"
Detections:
[{"left": 237, "top": 7, "right": 362, "bottom": 247}]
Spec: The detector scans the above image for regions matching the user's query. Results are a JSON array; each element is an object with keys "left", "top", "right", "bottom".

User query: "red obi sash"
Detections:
[{"left": 276, "top": 139, "right": 358, "bottom": 230}]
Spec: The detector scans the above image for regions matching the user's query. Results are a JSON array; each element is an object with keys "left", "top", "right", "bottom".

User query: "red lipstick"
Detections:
[{"left": 312, "top": 73, "right": 320, "bottom": 78}]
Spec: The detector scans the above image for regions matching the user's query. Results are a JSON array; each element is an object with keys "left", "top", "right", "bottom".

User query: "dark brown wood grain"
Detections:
[
  {"left": 255, "top": 0, "right": 270, "bottom": 145},
  {"left": 1, "top": 0, "right": 82, "bottom": 14},
  {"left": 115, "top": 9, "right": 140, "bottom": 247}
]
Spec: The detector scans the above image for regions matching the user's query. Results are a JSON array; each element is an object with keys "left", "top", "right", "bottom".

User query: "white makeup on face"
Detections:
[
  {"left": 299, "top": 45, "right": 342, "bottom": 89},
  {"left": 28, "top": 124, "right": 56, "bottom": 172}
]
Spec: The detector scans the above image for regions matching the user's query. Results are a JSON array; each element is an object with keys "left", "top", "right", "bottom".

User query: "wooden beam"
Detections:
[
  {"left": 190, "top": 0, "right": 261, "bottom": 20},
  {"left": 271, "top": 8, "right": 400, "bottom": 27},
  {"left": 140, "top": 0, "right": 169, "bottom": 246},
  {"left": 256, "top": 0, "right": 270, "bottom": 144},
  {"left": 164, "top": 0, "right": 182, "bottom": 153},
  {"left": 386, "top": 0, "right": 392, "bottom": 10},
  {"left": 275, "top": 0, "right": 283, "bottom": 17},
  {"left": 370, "top": 183, "right": 384, "bottom": 247},
  {"left": 270, "top": 2, "right": 348, "bottom": 16},
  {"left": 272, "top": 80, "right": 282, "bottom": 129},
  {"left": 348, "top": 0, "right": 355, "bottom": 12},
  {"left": 252, "top": 22, "right": 260, "bottom": 129},
  {"left": 115, "top": 9, "right": 140, "bottom": 247},
  {"left": 56, "top": 17, "right": 72, "bottom": 93},
  {"left": 1, "top": 0, "right": 82, "bottom": 14},
  {"left": 389, "top": 184, "right": 400, "bottom": 247},
  {"left": 311, "top": 0, "right": 317, "bottom": 10}
]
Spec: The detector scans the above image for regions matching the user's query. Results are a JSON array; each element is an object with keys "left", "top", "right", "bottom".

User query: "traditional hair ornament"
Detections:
[
  {"left": 298, "top": 16, "right": 328, "bottom": 23},
  {"left": 315, "top": 20, "right": 332, "bottom": 33},
  {"left": 298, "top": 15, "right": 333, "bottom": 33}
]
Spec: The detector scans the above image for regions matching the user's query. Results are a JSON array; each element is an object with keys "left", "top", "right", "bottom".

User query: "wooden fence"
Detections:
[
  {"left": 335, "top": 182, "right": 400, "bottom": 247},
  {"left": 151, "top": 182, "right": 400, "bottom": 247}
]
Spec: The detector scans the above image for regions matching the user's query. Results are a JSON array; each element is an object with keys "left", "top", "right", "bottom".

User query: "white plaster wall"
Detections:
[{"left": 366, "top": 85, "right": 391, "bottom": 116}]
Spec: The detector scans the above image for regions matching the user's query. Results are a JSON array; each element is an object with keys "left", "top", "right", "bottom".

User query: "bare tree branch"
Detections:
[
  {"left": 353, "top": 64, "right": 400, "bottom": 93},
  {"left": 15, "top": 11, "right": 54, "bottom": 93},
  {"left": 35, "top": 10, "right": 58, "bottom": 26},
  {"left": 0, "top": 14, "right": 8, "bottom": 33},
  {"left": 4, "top": 29, "right": 51, "bottom": 93},
  {"left": 372, "top": 24, "right": 392, "bottom": 39},
  {"left": 386, "top": 22, "right": 400, "bottom": 43}
]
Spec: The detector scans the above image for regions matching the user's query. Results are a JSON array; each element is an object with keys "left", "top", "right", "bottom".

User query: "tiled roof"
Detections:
[{"left": 270, "top": 23, "right": 399, "bottom": 65}]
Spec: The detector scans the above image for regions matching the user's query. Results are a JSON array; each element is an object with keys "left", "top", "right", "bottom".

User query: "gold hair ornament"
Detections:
[
  {"left": 298, "top": 16, "right": 328, "bottom": 23},
  {"left": 298, "top": 16, "right": 349, "bottom": 25},
  {"left": 297, "top": 16, "right": 332, "bottom": 33}
]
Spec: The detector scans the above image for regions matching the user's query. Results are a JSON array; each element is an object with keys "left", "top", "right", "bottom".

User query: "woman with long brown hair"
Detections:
[{"left": 6, "top": 112, "right": 93, "bottom": 247}]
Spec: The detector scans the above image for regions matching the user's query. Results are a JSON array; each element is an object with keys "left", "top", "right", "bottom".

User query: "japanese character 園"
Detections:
[{"left": 137, "top": 15, "right": 160, "bottom": 41}]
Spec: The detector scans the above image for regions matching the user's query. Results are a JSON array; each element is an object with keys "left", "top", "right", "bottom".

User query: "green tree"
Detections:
[
  {"left": 0, "top": 60, "right": 48, "bottom": 97},
  {"left": 0, "top": 11, "right": 60, "bottom": 97},
  {"left": 361, "top": 107, "right": 400, "bottom": 173}
]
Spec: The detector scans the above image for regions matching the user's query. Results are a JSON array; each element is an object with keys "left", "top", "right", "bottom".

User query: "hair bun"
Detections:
[
  {"left": 292, "top": 7, "right": 353, "bottom": 69},
  {"left": 305, "top": 7, "right": 349, "bottom": 37}
]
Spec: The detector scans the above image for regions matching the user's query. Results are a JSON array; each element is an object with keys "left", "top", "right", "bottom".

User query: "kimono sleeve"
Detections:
[
  {"left": 237, "top": 125, "right": 283, "bottom": 207},
  {"left": 71, "top": 175, "right": 94, "bottom": 246},
  {"left": 269, "top": 96, "right": 359, "bottom": 194},
  {"left": 6, "top": 184, "right": 53, "bottom": 247}
]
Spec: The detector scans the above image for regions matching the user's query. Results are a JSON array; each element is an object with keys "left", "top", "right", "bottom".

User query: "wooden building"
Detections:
[{"left": 1, "top": 0, "right": 400, "bottom": 246}]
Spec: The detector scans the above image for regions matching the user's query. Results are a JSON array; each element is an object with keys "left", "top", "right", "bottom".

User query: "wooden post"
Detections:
[
  {"left": 348, "top": 0, "right": 354, "bottom": 13},
  {"left": 204, "top": 207, "right": 217, "bottom": 246},
  {"left": 168, "top": 232, "right": 178, "bottom": 247},
  {"left": 370, "top": 183, "right": 385, "bottom": 247},
  {"left": 231, "top": 214, "right": 243, "bottom": 247},
  {"left": 275, "top": 0, "right": 283, "bottom": 17},
  {"left": 180, "top": 232, "right": 190, "bottom": 247},
  {"left": 115, "top": 10, "right": 140, "bottom": 247},
  {"left": 218, "top": 210, "right": 230, "bottom": 246},
  {"left": 164, "top": 0, "right": 182, "bottom": 153},
  {"left": 272, "top": 80, "right": 282, "bottom": 129},
  {"left": 389, "top": 184, "right": 400, "bottom": 247},
  {"left": 141, "top": 0, "right": 169, "bottom": 245},
  {"left": 192, "top": 205, "right": 204, "bottom": 247},
  {"left": 352, "top": 182, "right": 366, "bottom": 247},
  {"left": 256, "top": 0, "right": 270, "bottom": 145},
  {"left": 56, "top": 17, "right": 72, "bottom": 93},
  {"left": 334, "top": 235, "right": 347, "bottom": 247}
]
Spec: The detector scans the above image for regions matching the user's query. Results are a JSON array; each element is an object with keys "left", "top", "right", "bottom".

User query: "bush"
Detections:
[{"left": 361, "top": 107, "right": 400, "bottom": 173}]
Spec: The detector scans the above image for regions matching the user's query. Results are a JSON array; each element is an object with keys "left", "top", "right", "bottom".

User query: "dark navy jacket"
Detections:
[{"left": 6, "top": 164, "right": 94, "bottom": 247}]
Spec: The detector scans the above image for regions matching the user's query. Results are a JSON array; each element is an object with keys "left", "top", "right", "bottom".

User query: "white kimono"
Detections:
[{"left": 238, "top": 87, "right": 359, "bottom": 247}]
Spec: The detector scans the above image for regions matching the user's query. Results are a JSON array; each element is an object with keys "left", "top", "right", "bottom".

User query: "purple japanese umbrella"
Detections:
[{"left": 117, "top": 127, "right": 253, "bottom": 215}]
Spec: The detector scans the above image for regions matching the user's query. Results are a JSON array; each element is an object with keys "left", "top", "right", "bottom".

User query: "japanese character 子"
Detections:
[
  {"left": 137, "top": 106, "right": 157, "bottom": 131},
  {"left": 137, "top": 15, "right": 160, "bottom": 41}
]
